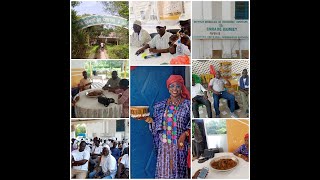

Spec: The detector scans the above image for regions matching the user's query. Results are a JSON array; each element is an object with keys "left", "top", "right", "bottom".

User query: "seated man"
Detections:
[
  {"left": 110, "top": 79, "right": 129, "bottom": 118},
  {"left": 208, "top": 71, "right": 238, "bottom": 118},
  {"left": 89, "top": 138, "right": 103, "bottom": 168},
  {"left": 110, "top": 141, "right": 121, "bottom": 163},
  {"left": 103, "top": 71, "right": 121, "bottom": 91},
  {"left": 238, "top": 69, "right": 249, "bottom": 116},
  {"left": 233, "top": 133, "right": 249, "bottom": 162},
  {"left": 117, "top": 147, "right": 129, "bottom": 179},
  {"left": 168, "top": 34, "right": 191, "bottom": 55},
  {"left": 89, "top": 145, "right": 118, "bottom": 179},
  {"left": 179, "top": 19, "right": 191, "bottom": 37},
  {"left": 135, "top": 25, "right": 172, "bottom": 55},
  {"left": 79, "top": 71, "right": 92, "bottom": 91},
  {"left": 192, "top": 76, "right": 212, "bottom": 118},
  {"left": 71, "top": 141, "right": 90, "bottom": 179},
  {"left": 130, "top": 20, "right": 151, "bottom": 47}
]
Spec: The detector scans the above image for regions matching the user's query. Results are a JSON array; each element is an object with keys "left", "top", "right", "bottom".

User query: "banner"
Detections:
[
  {"left": 192, "top": 20, "right": 249, "bottom": 39},
  {"left": 78, "top": 15, "right": 128, "bottom": 29}
]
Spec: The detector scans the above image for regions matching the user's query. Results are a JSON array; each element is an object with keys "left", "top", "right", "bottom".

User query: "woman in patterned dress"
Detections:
[
  {"left": 145, "top": 75, "right": 191, "bottom": 178},
  {"left": 233, "top": 133, "right": 249, "bottom": 162}
]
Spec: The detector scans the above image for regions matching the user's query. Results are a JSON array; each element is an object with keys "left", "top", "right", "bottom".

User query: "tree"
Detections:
[
  {"left": 75, "top": 124, "right": 86, "bottom": 137},
  {"left": 71, "top": 1, "right": 81, "bottom": 8},
  {"left": 100, "top": 1, "right": 129, "bottom": 19},
  {"left": 71, "top": 2, "right": 90, "bottom": 58},
  {"left": 101, "top": 1, "right": 129, "bottom": 45}
]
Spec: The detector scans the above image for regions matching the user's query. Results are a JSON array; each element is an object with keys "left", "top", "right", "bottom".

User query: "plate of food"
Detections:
[
  {"left": 130, "top": 106, "right": 150, "bottom": 119},
  {"left": 85, "top": 90, "right": 104, "bottom": 98},
  {"left": 209, "top": 156, "right": 239, "bottom": 172}
]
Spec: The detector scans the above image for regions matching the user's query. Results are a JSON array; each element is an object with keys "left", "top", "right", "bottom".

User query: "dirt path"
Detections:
[{"left": 99, "top": 49, "right": 109, "bottom": 59}]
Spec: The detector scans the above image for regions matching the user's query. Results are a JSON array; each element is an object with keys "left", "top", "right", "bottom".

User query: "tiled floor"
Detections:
[{"left": 194, "top": 91, "right": 248, "bottom": 118}]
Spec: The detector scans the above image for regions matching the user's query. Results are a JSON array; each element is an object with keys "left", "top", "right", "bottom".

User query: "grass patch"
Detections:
[{"left": 106, "top": 44, "right": 129, "bottom": 59}]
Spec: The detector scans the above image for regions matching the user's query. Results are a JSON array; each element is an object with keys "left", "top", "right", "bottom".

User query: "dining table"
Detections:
[
  {"left": 74, "top": 88, "right": 123, "bottom": 118},
  {"left": 192, "top": 152, "right": 249, "bottom": 179},
  {"left": 130, "top": 46, "right": 190, "bottom": 65}
]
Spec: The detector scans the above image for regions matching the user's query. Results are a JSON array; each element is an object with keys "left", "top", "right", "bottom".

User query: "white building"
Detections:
[
  {"left": 71, "top": 119, "right": 129, "bottom": 142},
  {"left": 192, "top": 1, "right": 249, "bottom": 59},
  {"left": 129, "top": 1, "right": 191, "bottom": 34}
]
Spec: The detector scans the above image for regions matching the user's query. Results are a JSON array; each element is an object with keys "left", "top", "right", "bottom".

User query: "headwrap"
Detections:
[
  {"left": 166, "top": 75, "right": 190, "bottom": 100},
  {"left": 244, "top": 133, "right": 249, "bottom": 139},
  {"left": 102, "top": 144, "right": 111, "bottom": 157}
]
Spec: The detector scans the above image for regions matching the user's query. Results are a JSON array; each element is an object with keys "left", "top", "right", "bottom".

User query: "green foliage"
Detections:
[
  {"left": 107, "top": 44, "right": 129, "bottom": 59},
  {"left": 192, "top": 122, "right": 195, "bottom": 137},
  {"left": 71, "top": 1, "right": 81, "bottom": 8},
  {"left": 100, "top": 1, "right": 129, "bottom": 19},
  {"left": 205, "top": 119, "right": 227, "bottom": 135},
  {"left": 85, "top": 25, "right": 105, "bottom": 39},
  {"left": 101, "top": 1, "right": 129, "bottom": 45},
  {"left": 89, "top": 45, "right": 100, "bottom": 54},
  {"left": 120, "top": 71, "right": 129, "bottom": 78},
  {"left": 75, "top": 124, "right": 86, "bottom": 137},
  {"left": 115, "top": 27, "right": 129, "bottom": 44},
  {"left": 71, "top": 3, "right": 90, "bottom": 59}
]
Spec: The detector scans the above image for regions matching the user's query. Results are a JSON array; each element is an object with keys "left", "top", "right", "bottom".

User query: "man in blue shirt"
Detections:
[{"left": 110, "top": 141, "right": 121, "bottom": 163}]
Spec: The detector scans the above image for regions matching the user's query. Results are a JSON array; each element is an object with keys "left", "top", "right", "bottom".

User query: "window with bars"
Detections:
[{"left": 235, "top": 1, "right": 249, "bottom": 20}]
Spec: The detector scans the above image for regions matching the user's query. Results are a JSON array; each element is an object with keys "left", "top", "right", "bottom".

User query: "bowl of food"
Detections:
[
  {"left": 130, "top": 106, "right": 150, "bottom": 119},
  {"left": 210, "top": 156, "right": 239, "bottom": 172},
  {"left": 85, "top": 90, "right": 104, "bottom": 98}
]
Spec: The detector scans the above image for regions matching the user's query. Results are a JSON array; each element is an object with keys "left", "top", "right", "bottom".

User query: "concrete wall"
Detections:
[
  {"left": 192, "top": 1, "right": 249, "bottom": 59},
  {"left": 71, "top": 119, "right": 129, "bottom": 141}
]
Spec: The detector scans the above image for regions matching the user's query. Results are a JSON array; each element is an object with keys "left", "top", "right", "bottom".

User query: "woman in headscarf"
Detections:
[
  {"left": 88, "top": 145, "right": 118, "bottom": 179},
  {"left": 233, "top": 133, "right": 249, "bottom": 162},
  {"left": 145, "top": 75, "right": 190, "bottom": 178}
]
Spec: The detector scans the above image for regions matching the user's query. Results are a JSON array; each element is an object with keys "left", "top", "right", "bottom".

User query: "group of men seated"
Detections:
[
  {"left": 131, "top": 19, "right": 191, "bottom": 56},
  {"left": 192, "top": 69, "right": 249, "bottom": 118},
  {"left": 71, "top": 137, "right": 129, "bottom": 179},
  {"left": 71, "top": 70, "right": 129, "bottom": 118}
]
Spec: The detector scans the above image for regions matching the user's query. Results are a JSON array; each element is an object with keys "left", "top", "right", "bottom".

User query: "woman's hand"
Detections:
[
  {"left": 178, "top": 132, "right": 187, "bottom": 150},
  {"left": 238, "top": 154, "right": 249, "bottom": 162},
  {"left": 145, "top": 117, "right": 153, "bottom": 123}
]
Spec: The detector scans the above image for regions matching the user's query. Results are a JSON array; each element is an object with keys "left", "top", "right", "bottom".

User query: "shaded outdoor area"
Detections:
[
  {"left": 71, "top": 119, "right": 130, "bottom": 179},
  {"left": 72, "top": 1, "right": 129, "bottom": 59},
  {"left": 71, "top": 60, "right": 129, "bottom": 89}
]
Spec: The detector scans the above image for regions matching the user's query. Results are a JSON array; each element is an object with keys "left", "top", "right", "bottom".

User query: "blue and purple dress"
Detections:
[
  {"left": 149, "top": 98, "right": 190, "bottom": 179},
  {"left": 234, "top": 144, "right": 249, "bottom": 157}
]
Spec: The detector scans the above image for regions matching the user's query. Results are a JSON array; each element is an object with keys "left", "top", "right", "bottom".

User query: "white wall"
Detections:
[
  {"left": 222, "top": 1, "right": 232, "bottom": 20},
  {"left": 205, "top": 134, "right": 228, "bottom": 152},
  {"left": 213, "top": 1, "right": 222, "bottom": 19},
  {"left": 71, "top": 131, "right": 76, "bottom": 139},
  {"left": 72, "top": 119, "right": 129, "bottom": 142},
  {"left": 192, "top": 1, "right": 249, "bottom": 59}
]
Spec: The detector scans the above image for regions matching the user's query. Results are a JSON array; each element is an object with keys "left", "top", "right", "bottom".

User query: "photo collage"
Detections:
[{"left": 71, "top": 0, "right": 249, "bottom": 179}]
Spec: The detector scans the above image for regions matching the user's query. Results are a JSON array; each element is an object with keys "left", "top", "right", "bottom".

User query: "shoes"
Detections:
[
  {"left": 216, "top": 114, "right": 220, "bottom": 118},
  {"left": 230, "top": 112, "right": 238, "bottom": 118}
]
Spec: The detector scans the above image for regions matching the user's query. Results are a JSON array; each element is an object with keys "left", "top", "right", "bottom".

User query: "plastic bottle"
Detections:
[{"left": 176, "top": 39, "right": 183, "bottom": 55}]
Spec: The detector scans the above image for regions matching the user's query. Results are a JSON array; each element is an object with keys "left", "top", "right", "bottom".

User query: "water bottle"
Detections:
[{"left": 176, "top": 39, "right": 183, "bottom": 55}]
